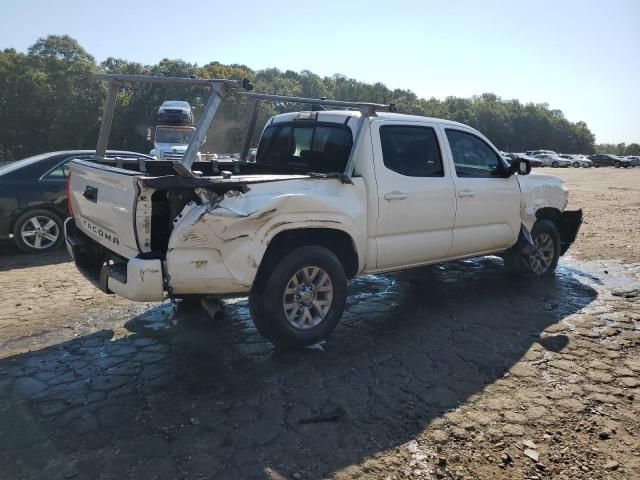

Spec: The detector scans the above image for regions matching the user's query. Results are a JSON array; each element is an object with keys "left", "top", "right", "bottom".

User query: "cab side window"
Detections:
[
  {"left": 380, "top": 125, "right": 444, "bottom": 177},
  {"left": 446, "top": 129, "right": 504, "bottom": 178}
]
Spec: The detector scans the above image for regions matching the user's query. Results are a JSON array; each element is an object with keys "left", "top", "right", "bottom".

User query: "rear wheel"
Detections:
[
  {"left": 505, "top": 220, "right": 560, "bottom": 277},
  {"left": 249, "top": 245, "right": 347, "bottom": 349},
  {"left": 13, "top": 209, "right": 64, "bottom": 253}
]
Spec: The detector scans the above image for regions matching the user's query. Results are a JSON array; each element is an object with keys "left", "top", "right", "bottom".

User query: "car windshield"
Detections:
[
  {"left": 156, "top": 128, "right": 194, "bottom": 144},
  {"left": 161, "top": 101, "right": 190, "bottom": 109}
]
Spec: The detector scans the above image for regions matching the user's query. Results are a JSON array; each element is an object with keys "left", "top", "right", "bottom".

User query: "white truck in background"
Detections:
[
  {"left": 65, "top": 74, "right": 582, "bottom": 349},
  {"left": 149, "top": 125, "right": 200, "bottom": 162}
]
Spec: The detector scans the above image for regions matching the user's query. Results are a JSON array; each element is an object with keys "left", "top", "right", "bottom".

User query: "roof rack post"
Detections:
[
  {"left": 240, "top": 99, "right": 262, "bottom": 162},
  {"left": 176, "top": 83, "right": 226, "bottom": 175},
  {"left": 96, "top": 80, "right": 119, "bottom": 158},
  {"left": 342, "top": 107, "right": 375, "bottom": 183}
]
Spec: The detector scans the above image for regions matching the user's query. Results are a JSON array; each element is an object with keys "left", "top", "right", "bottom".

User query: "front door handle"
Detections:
[
  {"left": 457, "top": 189, "right": 476, "bottom": 198},
  {"left": 384, "top": 191, "right": 408, "bottom": 201}
]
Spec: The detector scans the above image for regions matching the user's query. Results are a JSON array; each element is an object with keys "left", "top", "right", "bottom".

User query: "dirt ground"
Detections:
[
  {"left": 0, "top": 167, "right": 638, "bottom": 480},
  {"left": 555, "top": 167, "right": 640, "bottom": 262}
]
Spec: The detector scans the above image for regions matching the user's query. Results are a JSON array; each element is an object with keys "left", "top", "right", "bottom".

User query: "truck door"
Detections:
[
  {"left": 371, "top": 121, "right": 456, "bottom": 269},
  {"left": 441, "top": 127, "right": 521, "bottom": 257}
]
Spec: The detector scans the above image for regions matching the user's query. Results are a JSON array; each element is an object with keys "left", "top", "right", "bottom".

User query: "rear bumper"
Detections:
[{"left": 64, "top": 218, "right": 165, "bottom": 302}]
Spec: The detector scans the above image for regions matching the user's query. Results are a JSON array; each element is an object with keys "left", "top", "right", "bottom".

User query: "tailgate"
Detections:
[{"left": 68, "top": 159, "right": 142, "bottom": 259}]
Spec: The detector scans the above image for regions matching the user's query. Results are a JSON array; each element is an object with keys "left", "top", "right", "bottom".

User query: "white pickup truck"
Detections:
[{"left": 65, "top": 89, "right": 581, "bottom": 348}]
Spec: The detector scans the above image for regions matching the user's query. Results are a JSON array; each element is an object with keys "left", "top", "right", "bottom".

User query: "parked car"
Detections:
[
  {"left": 66, "top": 101, "right": 582, "bottom": 349},
  {"left": 559, "top": 154, "right": 592, "bottom": 168},
  {"left": 502, "top": 153, "right": 543, "bottom": 168},
  {"left": 514, "top": 153, "right": 543, "bottom": 168},
  {"left": 156, "top": 100, "right": 194, "bottom": 125},
  {"left": 624, "top": 156, "right": 640, "bottom": 167},
  {"left": 588, "top": 154, "right": 631, "bottom": 168},
  {"left": 534, "top": 154, "right": 572, "bottom": 168},
  {"left": 526, "top": 149, "right": 557, "bottom": 157},
  {"left": 0, "top": 150, "right": 153, "bottom": 253}
]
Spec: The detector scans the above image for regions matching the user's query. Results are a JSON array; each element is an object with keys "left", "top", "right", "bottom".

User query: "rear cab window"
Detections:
[{"left": 256, "top": 122, "right": 352, "bottom": 173}]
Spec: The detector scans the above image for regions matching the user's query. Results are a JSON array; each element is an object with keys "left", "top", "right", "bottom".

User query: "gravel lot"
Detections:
[{"left": 0, "top": 168, "right": 638, "bottom": 480}]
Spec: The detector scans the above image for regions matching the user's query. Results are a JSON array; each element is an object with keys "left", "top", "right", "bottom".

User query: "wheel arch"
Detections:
[
  {"left": 254, "top": 227, "right": 360, "bottom": 290},
  {"left": 535, "top": 207, "right": 583, "bottom": 256}
]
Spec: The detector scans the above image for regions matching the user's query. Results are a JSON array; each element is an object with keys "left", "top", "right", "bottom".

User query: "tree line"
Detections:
[{"left": 2, "top": 35, "right": 633, "bottom": 162}]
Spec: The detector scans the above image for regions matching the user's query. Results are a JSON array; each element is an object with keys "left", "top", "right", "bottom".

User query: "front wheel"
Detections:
[
  {"left": 614, "top": 161, "right": 621, "bottom": 168},
  {"left": 505, "top": 220, "right": 561, "bottom": 277},
  {"left": 249, "top": 246, "right": 347, "bottom": 349},
  {"left": 552, "top": 161, "right": 559, "bottom": 168},
  {"left": 573, "top": 162, "right": 580, "bottom": 168}
]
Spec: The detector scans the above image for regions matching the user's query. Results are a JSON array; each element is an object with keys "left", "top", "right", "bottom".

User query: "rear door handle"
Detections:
[
  {"left": 457, "top": 189, "right": 475, "bottom": 198},
  {"left": 384, "top": 191, "right": 408, "bottom": 201}
]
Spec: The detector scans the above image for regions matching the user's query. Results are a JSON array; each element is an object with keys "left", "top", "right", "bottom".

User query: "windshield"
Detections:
[
  {"left": 161, "top": 101, "right": 190, "bottom": 109},
  {"left": 156, "top": 128, "right": 194, "bottom": 144}
]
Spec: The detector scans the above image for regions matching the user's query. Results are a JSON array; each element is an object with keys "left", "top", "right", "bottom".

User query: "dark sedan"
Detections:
[
  {"left": 588, "top": 154, "right": 631, "bottom": 168},
  {"left": 0, "top": 150, "right": 151, "bottom": 253}
]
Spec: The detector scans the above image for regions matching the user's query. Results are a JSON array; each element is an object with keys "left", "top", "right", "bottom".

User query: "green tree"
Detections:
[
  {"left": 624, "top": 143, "right": 640, "bottom": 156},
  {"left": 2, "top": 35, "right": 627, "bottom": 162}
]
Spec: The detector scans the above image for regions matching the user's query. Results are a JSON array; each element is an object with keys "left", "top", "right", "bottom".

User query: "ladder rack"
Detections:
[{"left": 92, "top": 73, "right": 393, "bottom": 179}]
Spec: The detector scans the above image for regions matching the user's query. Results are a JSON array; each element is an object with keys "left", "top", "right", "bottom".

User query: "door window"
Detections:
[
  {"left": 446, "top": 129, "right": 505, "bottom": 178},
  {"left": 379, "top": 125, "right": 443, "bottom": 177}
]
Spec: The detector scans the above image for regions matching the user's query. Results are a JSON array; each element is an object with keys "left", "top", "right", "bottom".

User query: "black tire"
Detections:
[
  {"left": 552, "top": 161, "right": 559, "bottom": 168},
  {"left": 573, "top": 162, "right": 580, "bottom": 168},
  {"left": 614, "top": 161, "right": 621, "bottom": 168},
  {"left": 12, "top": 209, "right": 64, "bottom": 253},
  {"left": 249, "top": 245, "right": 347, "bottom": 349},
  {"left": 594, "top": 164, "right": 600, "bottom": 168},
  {"left": 505, "top": 220, "right": 561, "bottom": 277}
]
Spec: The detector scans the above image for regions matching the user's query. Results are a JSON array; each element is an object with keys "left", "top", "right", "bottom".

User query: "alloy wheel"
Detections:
[
  {"left": 282, "top": 266, "right": 334, "bottom": 329},
  {"left": 20, "top": 216, "right": 59, "bottom": 250},
  {"left": 528, "top": 233, "right": 555, "bottom": 274}
]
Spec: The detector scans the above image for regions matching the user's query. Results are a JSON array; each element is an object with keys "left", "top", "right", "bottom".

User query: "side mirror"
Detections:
[{"left": 513, "top": 158, "right": 532, "bottom": 175}]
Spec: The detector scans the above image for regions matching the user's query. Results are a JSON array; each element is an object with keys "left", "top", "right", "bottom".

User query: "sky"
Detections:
[{"left": 2, "top": 0, "right": 639, "bottom": 144}]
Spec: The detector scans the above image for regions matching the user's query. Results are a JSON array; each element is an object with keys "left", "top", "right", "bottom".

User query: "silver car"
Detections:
[
  {"left": 534, "top": 154, "right": 573, "bottom": 168},
  {"left": 559, "top": 154, "right": 593, "bottom": 168}
]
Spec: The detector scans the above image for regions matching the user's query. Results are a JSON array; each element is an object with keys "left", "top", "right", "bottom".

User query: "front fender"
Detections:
[{"left": 517, "top": 173, "right": 569, "bottom": 230}]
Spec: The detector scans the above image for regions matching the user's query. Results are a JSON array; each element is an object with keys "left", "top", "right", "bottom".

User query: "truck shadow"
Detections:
[{"left": 0, "top": 257, "right": 597, "bottom": 479}]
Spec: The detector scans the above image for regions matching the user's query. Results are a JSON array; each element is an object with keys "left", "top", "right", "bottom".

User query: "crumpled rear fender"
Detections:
[{"left": 165, "top": 179, "right": 367, "bottom": 295}]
